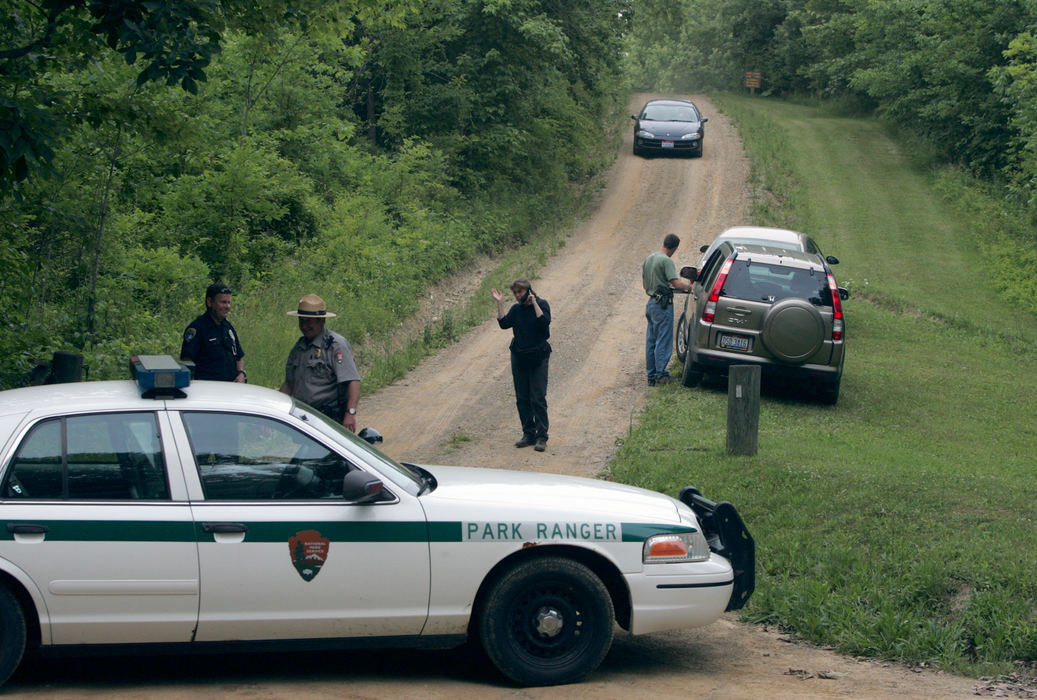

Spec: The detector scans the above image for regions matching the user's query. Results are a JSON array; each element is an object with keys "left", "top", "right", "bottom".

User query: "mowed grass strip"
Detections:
[{"left": 609, "top": 94, "right": 1037, "bottom": 676}]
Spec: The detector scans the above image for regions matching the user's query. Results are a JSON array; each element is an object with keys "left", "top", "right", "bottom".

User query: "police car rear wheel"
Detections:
[
  {"left": 0, "top": 586, "right": 26, "bottom": 686},
  {"left": 479, "top": 556, "right": 614, "bottom": 686}
]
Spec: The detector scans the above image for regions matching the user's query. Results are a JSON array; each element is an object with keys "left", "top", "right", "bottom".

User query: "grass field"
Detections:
[{"left": 608, "top": 94, "right": 1037, "bottom": 676}]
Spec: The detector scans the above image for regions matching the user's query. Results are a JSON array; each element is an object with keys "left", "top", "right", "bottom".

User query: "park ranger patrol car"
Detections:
[{"left": 0, "top": 356, "right": 753, "bottom": 687}]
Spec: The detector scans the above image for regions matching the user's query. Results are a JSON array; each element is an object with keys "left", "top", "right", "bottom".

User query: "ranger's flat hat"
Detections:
[{"left": 287, "top": 294, "right": 337, "bottom": 318}]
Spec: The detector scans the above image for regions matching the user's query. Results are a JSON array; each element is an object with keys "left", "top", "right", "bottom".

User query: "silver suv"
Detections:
[{"left": 675, "top": 242, "right": 849, "bottom": 404}]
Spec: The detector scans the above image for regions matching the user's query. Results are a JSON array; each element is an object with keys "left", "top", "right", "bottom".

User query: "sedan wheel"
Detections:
[
  {"left": 479, "top": 557, "right": 614, "bottom": 686},
  {"left": 0, "top": 587, "right": 26, "bottom": 686}
]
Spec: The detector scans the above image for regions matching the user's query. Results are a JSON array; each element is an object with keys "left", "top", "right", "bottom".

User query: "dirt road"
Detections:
[
  {"left": 3, "top": 95, "right": 993, "bottom": 699},
  {"left": 362, "top": 95, "right": 747, "bottom": 477}
]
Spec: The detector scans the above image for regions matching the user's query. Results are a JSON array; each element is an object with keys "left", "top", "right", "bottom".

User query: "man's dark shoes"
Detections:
[
  {"left": 647, "top": 377, "right": 657, "bottom": 386},
  {"left": 515, "top": 436, "right": 536, "bottom": 448},
  {"left": 656, "top": 375, "right": 672, "bottom": 385},
  {"left": 534, "top": 437, "right": 547, "bottom": 452}
]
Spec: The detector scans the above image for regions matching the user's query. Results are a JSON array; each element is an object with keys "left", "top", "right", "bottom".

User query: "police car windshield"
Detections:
[{"left": 291, "top": 402, "right": 427, "bottom": 493}]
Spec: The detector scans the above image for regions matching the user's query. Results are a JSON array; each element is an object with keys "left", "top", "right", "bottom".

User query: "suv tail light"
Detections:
[
  {"left": 827, "top": 272, "right": 844, "bottom": 341},
  {"left": 703, "top": 258, "right": 733, "bottom": 323}
]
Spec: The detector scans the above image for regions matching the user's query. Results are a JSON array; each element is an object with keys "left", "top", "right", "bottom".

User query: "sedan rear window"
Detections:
[
  {"left": 721, "top": 261, "right": 829, "bottom": 305},
  {"left": 3, "top": 413, "right": 169, "bottom": 500}
]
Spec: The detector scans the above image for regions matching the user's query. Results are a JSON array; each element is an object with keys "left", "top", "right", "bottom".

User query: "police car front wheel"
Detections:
[{"left": 478, "top": 556, "right": 615, "bottom": 686}]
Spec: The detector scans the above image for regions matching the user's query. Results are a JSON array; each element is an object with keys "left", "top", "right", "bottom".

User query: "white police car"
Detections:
[{"left": 0, "top": 356, "right": 753, "bottom": 687}]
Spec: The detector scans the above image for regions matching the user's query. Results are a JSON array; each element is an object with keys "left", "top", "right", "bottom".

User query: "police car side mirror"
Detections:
[
  {"left": 679, "top": 265, "right": 698, "bottom": 281},
  {"left": 358, "top": 427, "right": 383, "bottom": 444},
  {"left": 838, "top": 287, "right": 850, "bottom": 301},
  {"left": 341, "top": 470, "right": 386, "bottom": 504}
]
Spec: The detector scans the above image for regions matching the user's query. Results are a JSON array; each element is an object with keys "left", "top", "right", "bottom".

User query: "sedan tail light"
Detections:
[
  {"left": 827, "top": 272, "right": 844, "bottom": 341},
  {"left": 702, "top": 258, "right": 733, "bottom": 323}
]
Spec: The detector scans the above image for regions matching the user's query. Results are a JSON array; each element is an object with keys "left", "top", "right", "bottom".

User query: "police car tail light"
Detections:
[{"left": 643, "top": 531, "right": 710, "bottom": 563}]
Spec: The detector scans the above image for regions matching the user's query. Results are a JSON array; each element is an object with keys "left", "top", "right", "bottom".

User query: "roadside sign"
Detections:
[{"left": 744, "top": 71, "right": 761, "bottom": 95}]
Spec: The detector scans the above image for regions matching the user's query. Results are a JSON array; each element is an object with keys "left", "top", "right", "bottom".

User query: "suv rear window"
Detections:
[{"left": 721, "top": 260, "right": 829, "bottom": 305}]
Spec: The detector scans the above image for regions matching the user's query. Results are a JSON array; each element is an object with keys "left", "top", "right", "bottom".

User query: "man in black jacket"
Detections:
[
  {"left": 492, "top": 279, "right": 551, "bottom": 452},
  {"left": 180, "top": 282, "right": 246, "bottom": 382}
]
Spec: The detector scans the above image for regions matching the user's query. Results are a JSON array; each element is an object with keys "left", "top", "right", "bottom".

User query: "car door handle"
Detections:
[
  {"left": 201, "top": 522, "right": 249, "bottom": 534},
  {"left": 728, "top": 306, "right": 753, "bottom": 316},
  {"left": 6, "top": 523, "right": 49, "bottom": 534}
]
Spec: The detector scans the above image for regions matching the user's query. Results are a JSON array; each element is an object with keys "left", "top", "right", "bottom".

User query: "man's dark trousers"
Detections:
[{"left": 511, "top": 353, "right": 549, "bottom": 440}]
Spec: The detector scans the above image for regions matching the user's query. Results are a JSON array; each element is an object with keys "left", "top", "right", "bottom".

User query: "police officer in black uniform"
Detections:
[
  {"left": 180, "top": 282, "right": 246, "bottom": 382},
  {"left": 492, "top": 279, "right": 551, "bottom": 452}
]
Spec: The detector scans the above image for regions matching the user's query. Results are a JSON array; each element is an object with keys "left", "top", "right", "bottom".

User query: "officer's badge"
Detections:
[
  {"left": 335, "top": 351, "right": 344, "bottom": 364},
  {"left": 289, "top": 529, "right": 330, "bottom": 582},
  {"left": 184, "top": 328, "right": 196, "bottom": 342}
]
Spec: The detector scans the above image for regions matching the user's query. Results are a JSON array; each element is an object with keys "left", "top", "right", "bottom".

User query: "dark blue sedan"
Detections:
[{"left": 631, "top": 98, "right": 708, "bottom": 158}]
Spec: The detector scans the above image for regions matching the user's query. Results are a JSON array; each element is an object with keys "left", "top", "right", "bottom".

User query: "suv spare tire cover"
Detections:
[{"left": 760, "top": 298, "right": 825, "bottom": 363}]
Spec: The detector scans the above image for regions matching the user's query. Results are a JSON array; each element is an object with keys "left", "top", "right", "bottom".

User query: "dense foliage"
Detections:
[
  {"left": 0, "top": 0, "right": 626, "bottom": 386},
  {"left": 624, "top": 0, "right": 1037, "bottom": 204}
]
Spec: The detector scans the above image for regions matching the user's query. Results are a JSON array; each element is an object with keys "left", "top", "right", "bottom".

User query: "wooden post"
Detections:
[{"left": 726, "top": 365, "right": 760, "bottom": 455}]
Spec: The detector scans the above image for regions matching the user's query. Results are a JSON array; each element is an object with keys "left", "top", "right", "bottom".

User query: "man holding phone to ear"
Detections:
[{"left": 492, "top": 279, "right": 551, "bottom": 452}]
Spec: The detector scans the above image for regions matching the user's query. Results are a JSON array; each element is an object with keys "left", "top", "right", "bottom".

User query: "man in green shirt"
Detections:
[{"left": 642, "top": 233, "right": 692, "bottom": 385}]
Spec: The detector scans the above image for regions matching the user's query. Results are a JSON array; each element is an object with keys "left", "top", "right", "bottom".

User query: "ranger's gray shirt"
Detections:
[{"left": 284, "top": 328, "right": 360, "bottom": 407}]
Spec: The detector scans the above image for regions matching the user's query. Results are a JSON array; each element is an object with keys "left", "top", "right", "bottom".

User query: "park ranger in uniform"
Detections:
[{"left": 279, "top": 294, "right": 361, "bottom": 432}]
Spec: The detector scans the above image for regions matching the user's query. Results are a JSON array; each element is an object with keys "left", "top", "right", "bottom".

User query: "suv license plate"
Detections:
[
  {"left": 662, "top": 141, "right": 674, "bottom": 148},
  {"left": 719, "top": 334, "right": 751, "bottom": 351}
]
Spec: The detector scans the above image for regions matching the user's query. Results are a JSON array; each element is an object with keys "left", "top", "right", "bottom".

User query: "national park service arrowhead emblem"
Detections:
[{"left": 289, "top": 529, "right": 329, "bottom": 582}]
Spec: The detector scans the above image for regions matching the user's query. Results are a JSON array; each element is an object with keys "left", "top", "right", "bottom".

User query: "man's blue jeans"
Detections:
[{"left": 645, "top": 298, "right": 674, "bottom": 380}]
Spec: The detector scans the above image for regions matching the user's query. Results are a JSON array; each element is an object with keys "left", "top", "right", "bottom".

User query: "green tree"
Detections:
[
  {"left": 0, "top": 0, "right": 407, "bottom": 186},
  {"left": 850, "top": 0, "right": 1026, "bottom": 174},
  {"left": 993, "top": 30, "right": 1037, "bottom": 206}
]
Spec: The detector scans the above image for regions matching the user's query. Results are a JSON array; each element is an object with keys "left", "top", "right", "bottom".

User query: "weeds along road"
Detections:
[{"left": 2, "top": 95, "right": 983, "bottom": 699}]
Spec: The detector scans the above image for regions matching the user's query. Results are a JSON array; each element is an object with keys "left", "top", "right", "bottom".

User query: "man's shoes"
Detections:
[
  {"left": 647, "top": 377, "right": 657, "bottom": 386},
  {"left": 534, "top": 437, "right": 547, "bottom": 452},
  {"left": 656, "top": 375, "right": 672, "bottom": 385},
  {"left": 515, "top": 436, "right": 536, "bottom": 448}
]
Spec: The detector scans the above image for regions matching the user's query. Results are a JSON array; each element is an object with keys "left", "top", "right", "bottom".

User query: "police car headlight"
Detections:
[{"left": 643, "top": 531, "right": 711, "bottom": 563}]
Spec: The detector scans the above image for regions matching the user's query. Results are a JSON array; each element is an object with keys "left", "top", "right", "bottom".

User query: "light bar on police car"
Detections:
[{"left": 130, "top": 355, "right": 191, "bottom": 397}]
